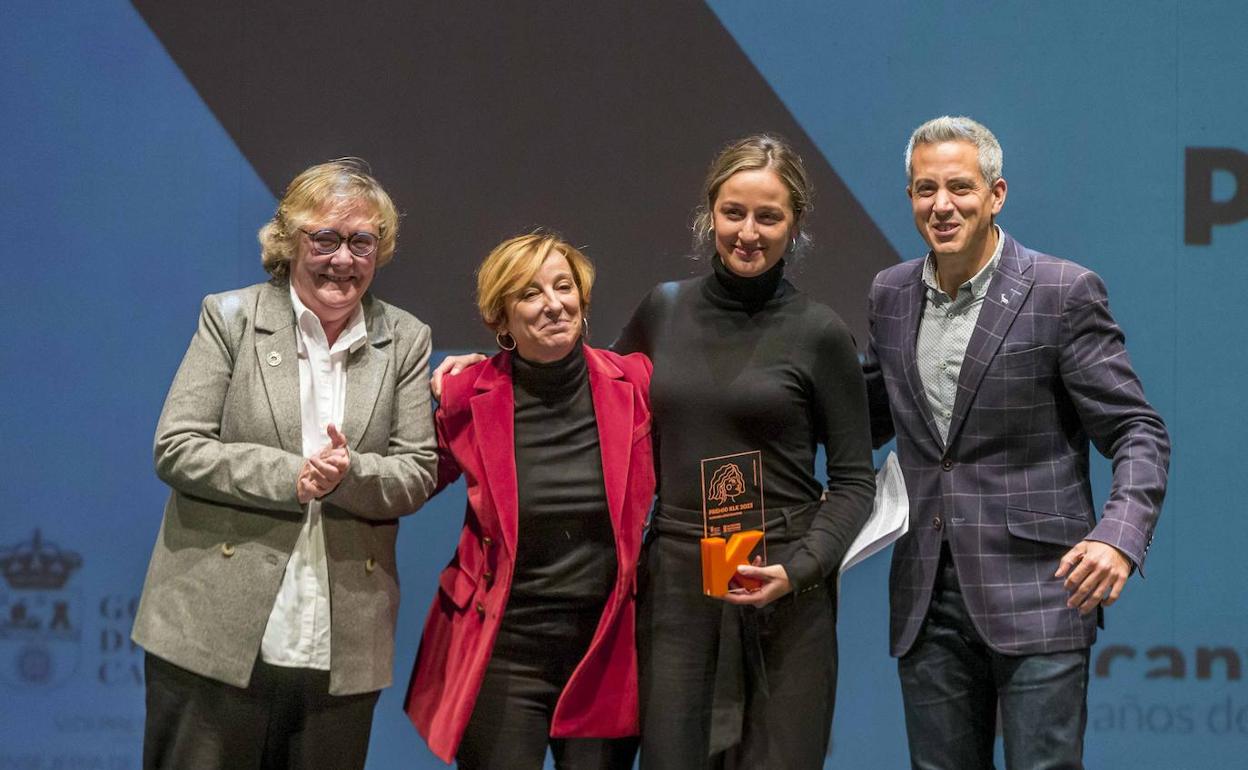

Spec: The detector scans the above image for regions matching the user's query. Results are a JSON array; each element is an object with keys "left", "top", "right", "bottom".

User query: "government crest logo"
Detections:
[{"left": 0, "top": 529, "right": 84, "bottom": 689}]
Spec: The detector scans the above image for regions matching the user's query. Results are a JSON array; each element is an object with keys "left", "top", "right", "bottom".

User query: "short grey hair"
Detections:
[{"left": 904, "top": 116, "right": 1003, "bottom": 187}]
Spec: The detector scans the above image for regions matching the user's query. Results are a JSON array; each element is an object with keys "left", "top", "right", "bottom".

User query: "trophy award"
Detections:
[{"left": 699, "top": 450, "right": 766, "bottom": 597}]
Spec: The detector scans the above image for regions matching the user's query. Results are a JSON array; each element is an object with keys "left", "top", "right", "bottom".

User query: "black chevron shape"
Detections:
[{"left": 133, "top": 0, "right": 899, "bottom": 348}]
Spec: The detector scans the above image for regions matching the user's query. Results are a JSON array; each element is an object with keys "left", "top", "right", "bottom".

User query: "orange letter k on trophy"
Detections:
[{"left": 700, "top": 530, "right": 764, "bottom": 597}]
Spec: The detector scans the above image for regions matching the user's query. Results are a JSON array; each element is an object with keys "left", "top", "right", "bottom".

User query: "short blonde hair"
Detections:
[
  {"left": 476, "top": 232, "right": 595, "bottom": 330},
  {"left": 692, "top": 134, "right": 813, "bottom": 257},
  {"left": 258, "top": 158, "right": 399, "bottom": 278}
]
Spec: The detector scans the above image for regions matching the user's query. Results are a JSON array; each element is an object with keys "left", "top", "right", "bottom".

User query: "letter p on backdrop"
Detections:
[{"left": 1185, "top": 147, "right": 1248, "bottom": 244}]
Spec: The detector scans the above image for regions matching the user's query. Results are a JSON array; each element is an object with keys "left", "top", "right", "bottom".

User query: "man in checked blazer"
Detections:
[{"left": 863, "top": 116, "right": 1170, "bottom": 769}]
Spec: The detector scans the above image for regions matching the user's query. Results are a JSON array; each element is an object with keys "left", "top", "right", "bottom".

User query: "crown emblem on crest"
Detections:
[{"left": 0, "top": 529, "right": 83, "bottom": 590}]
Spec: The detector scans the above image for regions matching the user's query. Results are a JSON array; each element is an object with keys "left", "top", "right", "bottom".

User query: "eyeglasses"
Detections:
[{"left": 299, "top": 228, "right": 380, "bottom": 258}]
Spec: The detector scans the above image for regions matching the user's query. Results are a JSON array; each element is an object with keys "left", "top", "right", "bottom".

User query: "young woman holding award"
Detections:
[
  {"left": 613, "top": 135, "right": 875, "bottom": 768},
  {"left": 429, "top": 136, "right": 875, "bottom": 768}
]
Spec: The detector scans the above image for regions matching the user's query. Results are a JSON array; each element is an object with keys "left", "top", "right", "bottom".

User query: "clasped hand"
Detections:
[{"left": 296, "top": 424, "right": 350, "bottom": 504}]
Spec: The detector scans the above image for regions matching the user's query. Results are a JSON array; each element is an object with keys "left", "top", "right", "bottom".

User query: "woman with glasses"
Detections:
[
  {"left": 132, "top": 158, "right": 438, "bottom": 769},
  {"left": 405, "top": 233, "right": 653, "bottom": 769}
]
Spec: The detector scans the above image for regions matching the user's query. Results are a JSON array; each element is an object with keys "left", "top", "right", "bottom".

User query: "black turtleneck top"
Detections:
[
  {"left": 614, "top": 255, "right": 876, "bottom": 589},
  {"left": 506, "top": 341, "right": 616, "bottom": 619}
]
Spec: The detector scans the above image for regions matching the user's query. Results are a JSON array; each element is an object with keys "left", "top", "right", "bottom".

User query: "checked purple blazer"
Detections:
[{"left": 863, "top": 230, "right": 1170, "bottom": 657}]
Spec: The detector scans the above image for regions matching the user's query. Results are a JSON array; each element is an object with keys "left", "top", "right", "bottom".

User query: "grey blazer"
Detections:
[
  {"left": 132, "top": 280, "right": 437, "bottom": 695},
  {"left": 864, "top": 231, "right": 1170, "bottom": 658}
]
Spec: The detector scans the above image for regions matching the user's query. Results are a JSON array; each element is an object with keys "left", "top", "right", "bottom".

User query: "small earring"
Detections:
[{"left": 495, "top": 331, "right": 516, "bottom": 351}]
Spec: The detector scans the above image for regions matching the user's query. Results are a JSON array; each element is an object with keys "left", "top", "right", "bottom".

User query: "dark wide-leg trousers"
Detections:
[
  {"left": 457, "top": 607, "right": 639, "bottom": 770},
  {"left": 637, "top": 530, "right": 839, "bottom": 770},
  {"left": 898, "top": 543, "right": 1090, "bottom": 770},
  {"left": 143, "top": 652, "right": 379, "bottom": 770}
]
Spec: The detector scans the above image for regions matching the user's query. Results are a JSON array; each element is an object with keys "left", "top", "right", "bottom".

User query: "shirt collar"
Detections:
[
  {"left": 921, "top": 224, "right": 1004, "bottom": 301},
  {"left": 289, "top": 283, "right": 369, "bottom": 355}
]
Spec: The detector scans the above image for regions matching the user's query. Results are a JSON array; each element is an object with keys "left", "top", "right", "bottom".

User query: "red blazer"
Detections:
[{"left": 404, "top": 345, "right": 654, "bottom": 763}]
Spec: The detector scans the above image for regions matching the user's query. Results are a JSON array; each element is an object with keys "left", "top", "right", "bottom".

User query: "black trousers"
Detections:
[
  {"left": 143, "top": 652, "right": 379, "bottom": 770},
  {"left": 457, "top": 607, "right": 639, "bottom": 770},
  {"left": 637, "top": 529, "right": 839, "bottom": 770}
]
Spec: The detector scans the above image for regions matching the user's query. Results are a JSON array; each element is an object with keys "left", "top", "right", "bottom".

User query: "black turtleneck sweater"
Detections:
[
  {"left": 506, "top": 342, "right": 616, "bottom": 620},
  {"left": 614, "top": 256, "right": 876, "bottom": 589}
]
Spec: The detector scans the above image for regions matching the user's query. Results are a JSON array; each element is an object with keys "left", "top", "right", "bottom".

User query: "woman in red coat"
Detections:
[{"left": 404, "top": 232, "right": 654, "bottom": 769}]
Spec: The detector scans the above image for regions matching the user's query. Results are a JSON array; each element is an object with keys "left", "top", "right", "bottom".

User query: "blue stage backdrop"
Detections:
[{"left": 1, "top": 1, "right": 1244, "bottom": 767}]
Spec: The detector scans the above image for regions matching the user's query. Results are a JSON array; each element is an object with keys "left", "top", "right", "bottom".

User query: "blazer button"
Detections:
[
  {"left": 941, "top": 458, "right": 954, "bottom": 471},
  {"left": 483, "top": 570, "right": 494, "bottom": 583},
  {"left": 365, "top": 557, "right": 377, "bottom": 574},
  {"left": 221, "top": 542, "right": 235, "bottom": 558},
  {"left": 932, "top": 515, "right": 943, "bottom": 530},
  {"left": 482, "top": 536, "right": 493, "bottom": 547},
  {"left": 475, "top": 602, "right": 486, "bottom": 617}
]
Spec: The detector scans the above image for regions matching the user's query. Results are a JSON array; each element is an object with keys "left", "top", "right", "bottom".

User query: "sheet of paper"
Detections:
[{"left": 840, "top": 451, "right": 909, "bottom": 574}]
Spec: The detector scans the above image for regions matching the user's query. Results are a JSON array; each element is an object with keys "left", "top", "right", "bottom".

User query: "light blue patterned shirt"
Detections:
[{"left": 915, "top": 225, "right": 1004, "bottom": 445}]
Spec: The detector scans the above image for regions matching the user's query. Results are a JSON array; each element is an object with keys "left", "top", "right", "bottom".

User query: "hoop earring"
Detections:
[
  {"left": 581, "top": 316, "right": 590, "bottom": 340},
  {"left": 495, "top": 331, "right": 516, "bottom": 351},
  {"left": 789, "top": 236, "right": 797, "bottom": 253}
]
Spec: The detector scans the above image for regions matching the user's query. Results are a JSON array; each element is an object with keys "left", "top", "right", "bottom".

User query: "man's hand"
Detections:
[
  {"left": 431, "top": 353, "right": 487, "bottom": 399},
  {"left": 1055, "top": 540, "right": 1131, "bottom": 615},
  {"left": 296, "top": 424, "right": 351, "bottom": 503},
  {"left": 721, "top": 559, "right": 793, "bottom": 608}
]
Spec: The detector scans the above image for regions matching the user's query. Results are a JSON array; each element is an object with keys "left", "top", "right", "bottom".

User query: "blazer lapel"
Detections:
[
  {"left": 946, "top": 233, "right": 1035, "bottom": 446},
  {"left": 899, "top": 268, "right": 944, "bottom": 447},
  {"left": 469, "top": 355, "right": 519, "bottom": 556},
  {"left": 585, "top": 346, "right": 632, "bottom": 545},
  {"left": 341, "top": 295, "right": 391, "bottom": 449},
  {"left": 254, "top": 282, "right": 302, "bottom": 454}
]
